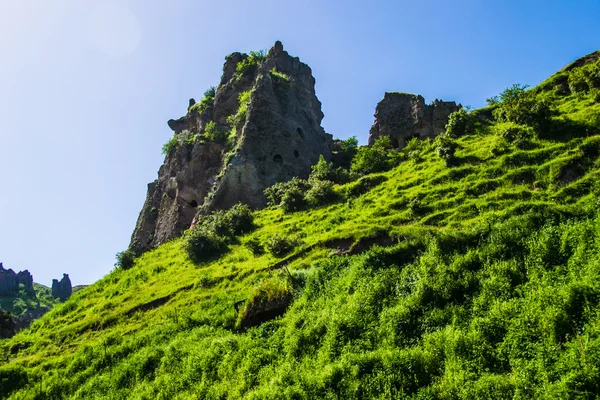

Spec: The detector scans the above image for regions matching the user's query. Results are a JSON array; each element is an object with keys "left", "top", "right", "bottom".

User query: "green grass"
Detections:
[
  {"left": 2, "top": 53, "right": 600, "bottom": 399},
  {"left": 0, "top": 284, "right": 58, "bottom": 319}
]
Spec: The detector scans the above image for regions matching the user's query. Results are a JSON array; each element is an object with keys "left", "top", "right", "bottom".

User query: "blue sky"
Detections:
[{"left": 0, "top": 0, "right": 598, "bottom": 286}]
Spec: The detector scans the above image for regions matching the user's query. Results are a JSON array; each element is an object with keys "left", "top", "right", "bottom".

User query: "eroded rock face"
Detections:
[
  {"left": 0, "top": 263, "right": 34, "bottom": 295},
  {"left": 204, "top": 42, "right": 332, "bottom": 211},
  {"left": 130, "top": 41, "right": 332, "bottom": 253},
  {"left": 52, "top": 274, "right": 72, "bottom": 302},
  {"left": 368, "top": 93, "right": 459, "bottom": 147}
]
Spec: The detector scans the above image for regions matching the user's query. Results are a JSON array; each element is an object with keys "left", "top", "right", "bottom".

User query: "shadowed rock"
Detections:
[
  {"left": 51, "top": 274, "right": 72, "bottom": 302},
  {"left": 0, "top": 263, "right": 34, "bottom": 295}
]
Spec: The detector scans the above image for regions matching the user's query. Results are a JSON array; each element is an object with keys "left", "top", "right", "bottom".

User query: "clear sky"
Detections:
[{"left": 0, "top": 0, "right": 598, "bottom": 286}]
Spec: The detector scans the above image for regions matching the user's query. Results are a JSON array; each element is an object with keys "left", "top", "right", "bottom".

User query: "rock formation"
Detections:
[
  {"left": 368, "top": 93, "right": 460, "bottom": 147},
  {"left": 0, "top": 263, "right": 34, "bottom": 295},
  {"left": 130, "top": 41, "right": 332, "bottom": 253},
  {"left": 52, "top": 274, "right": 72, "bottom": 302}
]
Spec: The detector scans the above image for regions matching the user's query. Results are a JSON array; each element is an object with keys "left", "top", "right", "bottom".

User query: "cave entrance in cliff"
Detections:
[
  {"left": 273, "top": 154, "right": 283, "bottom": 163},
  {"left": 190, "top": 200, "right": 198, "bottom": 208},
  {"left": 294, "top": 150, "right": 299, "bottom": 158},
  {"left": 296, "top": 127, "right": 304, "bottom": 138}
]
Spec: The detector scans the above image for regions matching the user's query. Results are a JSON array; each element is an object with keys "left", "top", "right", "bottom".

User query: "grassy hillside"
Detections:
[
  {"left": 2, "top": 53, "right": 600, "bottom": 399},
  {"left": 0, "top": 284, "right": 58, "bottom": 319}
]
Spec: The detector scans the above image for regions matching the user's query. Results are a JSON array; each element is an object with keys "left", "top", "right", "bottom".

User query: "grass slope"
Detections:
[
  {"left": 0, "top": 284, "right": 59, "bottom": 319},
  {"left": 2, "top": 53, "right": 600, "bottom": 399}
]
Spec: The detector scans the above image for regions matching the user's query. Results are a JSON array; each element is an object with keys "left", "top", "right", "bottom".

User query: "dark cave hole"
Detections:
[
  {"left": 190, "top": 200, "right": 199, "bottom": 208},
  {"left": 297, "top": 127, "right": 304, "bottom": 138},
  {"left": 294, "top": 150, "right": 299, "bottom": 158},
  {"left": 273, "top": 154, "right": 283, "bottom": 163}
]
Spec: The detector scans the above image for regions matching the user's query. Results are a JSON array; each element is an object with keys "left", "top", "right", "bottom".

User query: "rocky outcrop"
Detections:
[
  {"left": 52, "top": 274, "right": 72, "bottom": 302},
  {"left": 368, "top": 93, "right": 460, "bottom": 147},
  {"left": 130, "top": 41, "right": 332, "bottom": 253},
  {"left": 0, "top": 263, "right": 34, "bottom": 295}
]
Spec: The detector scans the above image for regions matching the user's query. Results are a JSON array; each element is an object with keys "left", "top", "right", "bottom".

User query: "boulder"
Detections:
[{"left": 368, "top": 93, "right": 459, "bottom": 147}]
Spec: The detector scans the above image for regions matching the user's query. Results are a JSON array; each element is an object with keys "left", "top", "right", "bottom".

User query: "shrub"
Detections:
[
  {"left": 204, "top": 86, "right": 216, "bottom": 98},
  {"left": 497, "top": 123, "right": 537, "bottom": 149},
  {"left": 185, "top": 203, "right": 254, "bottom": 262},
  {"left": 161, "top": 135, "right": 178, "bottom": 156},
  {"left": 445, "top": 109, "right": 472, "bottom": 138},
  {"left": 236, "top": 50, "right": 266, "bottom": 77},
  {"left": 219, "top": 203, "right": 255, "bottom": 236},
  {"left": 569, "top": 68, "right": 589, "bottom": 94},
  {"left": 270, "top": 68, "right": 290, "bottom": 81},
  {"left": 227, "top": 91, "right": 252, "bottom": 129},
  {"left": 202, "top": 203, "right": 255, "bottom": 238},
  {"left": 266, "top": 234, "right": 301, "bottom": 257},
  {"left": 204, "top": 121, "right": 228, "bottom": 144},
  {"left": 351, "top": 137, "right": 393, "bottom": 175},
  {"left": 184, "top": 226, "right": 228, "bottom": 262},
  {"left": 115, "top": 249, "right": 136, "bottom": 270},
  {"left": 264, "top": 177, "right": 311, "bottom": 208},
  {"left": 245, "top": 236, "right": 264, "bottom": 256},
  {"left": 339, "top": 136, "right": 359, "bottom": 152},
  {"left": 280, "top": 185, "right": 308, "bottom": 212},
  {"left": 305, "top": 179, "right": 337, "bottom": 206},
  {"left": 310, "top": 155, "right": 352, "bottom": 184},
  {"left": 492, "top": 84, "right": 553, "bottom": 132},
  {"left": 568, "top": 60, "right": 600, "bottom": 94},
  {"left": 435, "top": 134, "right": 458, "bottom": 166}
]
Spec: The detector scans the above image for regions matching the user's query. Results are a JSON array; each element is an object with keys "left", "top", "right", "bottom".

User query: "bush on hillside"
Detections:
[
  {"left": 497, "top": 123, "right": 537, "bottom": 149},
  {"left": 184, "top": 203, "right": 255, "bottom": 262},
  {"left": 207, "top": 203, "right": 254, "bottom": 237},
  {"left": 309, "top": 155, "right": 352, "bottom": 184},
  {"left": 492, "top": 83, "right": 553, "bottom": 132},
  {"left": 568, "top": 59, "right": 600, "bottom": 94},
  {"left": 445, "top": 108, "right": 472, "bottom": 138},
  {"left": 351, "top": 136, "right": 394, "bottom": 175},
  {"left": 184, "top": 226, "right": 228, "bottom": 262},
  {"left": 435, "top": 134, "right": 458, "bottom": 166},
  {"left": 266, "top": 234, "right": 302, "bottom": 257},
  {"left": 115, "top": 249, "right": 136, "bottom": 270},
  {"left": 305, "top": 179, "right": 337, "bottom": 206},
  {"left": 264, "top": 177, "right": 311, "bottom": 209},
  {"left": 244, "top": 236, "right": 265, "bottom": 256}
]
